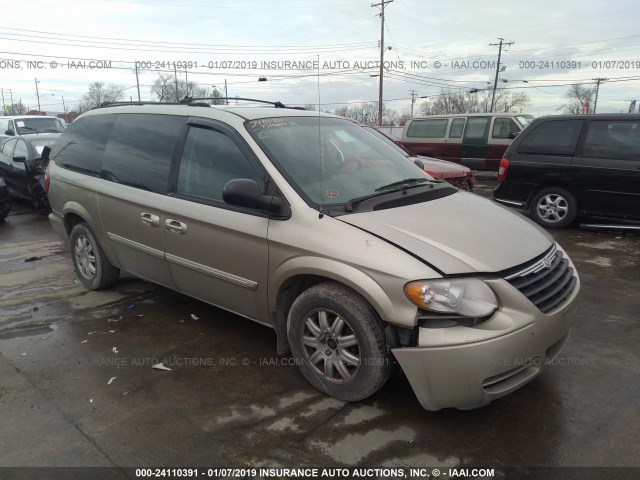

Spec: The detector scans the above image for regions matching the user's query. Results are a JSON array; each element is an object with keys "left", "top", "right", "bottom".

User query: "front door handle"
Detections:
[
  {"left": 165, "top": 219, "right": 187, "bottom": 235},
  {"left": 140, "top": 212, "right": 160, "bottom": 227}
]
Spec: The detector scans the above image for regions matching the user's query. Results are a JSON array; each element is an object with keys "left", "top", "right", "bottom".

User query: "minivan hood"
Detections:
[{"left": 339, "top": 190, "right": 553, "bottom": 274}]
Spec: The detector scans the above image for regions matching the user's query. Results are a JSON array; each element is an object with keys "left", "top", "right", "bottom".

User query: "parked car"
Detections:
[
  {"left": 0, "top": 176, "right": 10, "bottom": 224},
  {"left": 400, "top": 113, "right": 534, "bottom": 170},
  {"left": 494, "top": 114, "right": 640, "bottom": 228},
  {"left": 47, "top": 101, "right": 579, "bottom": 411},
  {"left": 0, "top": 133, "right": 60, "bottom": 200},
  {"left": 364, "top": 126, "right": 477, "bottom": 191},
  {"left": 0, "top": 115, "right": 66, "bottom": 142}
]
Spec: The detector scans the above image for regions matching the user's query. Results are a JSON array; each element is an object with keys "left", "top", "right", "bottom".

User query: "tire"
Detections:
[
  {"left": 530, "top": 187, "right": 578, "bottom": 229},
  {"left": 69, "top": 223, "right": 120, "bottom": 290},
  {"left": 287, "top": 282, "right": 391, "bottom": 402}
]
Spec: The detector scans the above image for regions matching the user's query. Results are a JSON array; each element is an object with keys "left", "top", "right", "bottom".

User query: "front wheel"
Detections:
[
  {"left": 530, "top": 187, "right": 578, "bottom": 229},
  {"left": 69, "top": 223, "right": 120, "bottom": 290},
  {"left": 287, "top": 282, "right": 391, "bottom": 402}
]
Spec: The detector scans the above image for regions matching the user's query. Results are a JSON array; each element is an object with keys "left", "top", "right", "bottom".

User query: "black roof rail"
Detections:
[
  {"left": 94, "top": 98, "right": 306, "bottom": 110},
  {"left": 180, "top": 97, "right": 305, "bottom": 109}
]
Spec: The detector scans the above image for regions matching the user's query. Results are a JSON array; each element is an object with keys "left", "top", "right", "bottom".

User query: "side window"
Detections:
[
  {"left": 583, "top": 120, "right": 640, "bottom": 161},
  {"left": 464, "top": 117, "right": 490, "bottom": 140},
  {"left": 448, "top": 118, "right": 466, "bottom": 138},
  {"left": 176, "top": 126, "right": 264, "bottom": 203},
  {"left": 13, "top": 139, "right": 28, "bottom": 159},
  {"left": 102, "top": 114, "right": 186, "bottom": 194},
  {"left": 406, "top": 119, "right": 448, "bottom": 138},
  {"left": 1, "top": 138, "right": 17, "bottom": 156},
  {"left": 492, "top": 118, "right": 519, "bottom": 139},
  {"left": 53, "top": 114, "right": 117, "bottom": 175},
  {"left": 518, "top": 120, "right": 583, "bottom": 156}
]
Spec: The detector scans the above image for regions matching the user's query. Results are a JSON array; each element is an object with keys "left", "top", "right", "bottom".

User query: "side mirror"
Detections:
[
  {"left": 413, "top": 159, "right": 425, "bottom": 170},
  {"left": 509, "top": 131, "right": 520, "bottom": 139},
  {"left": 42, "top": 146, "right": 51, "bottom": 160},
  {"left": 223, "top": 178, "right": 283, "bottom": 213},
  {"left": 5, "top": 130, "right": 13, "bottom": 136}
]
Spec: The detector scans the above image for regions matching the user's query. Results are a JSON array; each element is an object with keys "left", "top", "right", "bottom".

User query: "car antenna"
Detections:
[{"left": 317, "top": 54, "right": 325, "bottom": 220}]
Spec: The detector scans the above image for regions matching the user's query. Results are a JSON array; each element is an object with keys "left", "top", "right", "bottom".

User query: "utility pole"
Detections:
[
  {"left": 409, "top": 89, "right": 418, "bottom": 117},
  {"left": 593, "top": 78, "right": 608, "bottom": 113},
  {"left": 35, "top": 78, "right": 41, "bottom": 112},
  {"left": 1, "top": 89, "right": 6, "bottom": 115},
  {"left": 61, "top": 96, "right": 67, "bottom": 122},
  {"left": 173, "top": 64, "right": 179, "bottom": 101},
  {"left": 135, "top": 63, "right": 141, "bottom": 101},
  {"left": 372, "top": 0, "right": 393, "bottom": 126},
  {"left": 489, "top": 38, "right": 513, "bottom": 113},
  {"left": 224, "top": 79, "right": 228, "bottom": 105}
]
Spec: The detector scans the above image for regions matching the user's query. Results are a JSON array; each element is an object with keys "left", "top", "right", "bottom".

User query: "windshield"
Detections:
[
  {"left": 363, "top": 126, "right": 410, "bottom": 158},
  {"left": 248, "top": 116, "right": 433, "bottom": 207},
  {"left": 29, "top": 136, "right": 60, "bottom": 155},
  {"left": 517, "top": 115, "right": 535, "bottom": 128},
  {"left": 14, "top": 117, "right": 66, "bottom": 135}
]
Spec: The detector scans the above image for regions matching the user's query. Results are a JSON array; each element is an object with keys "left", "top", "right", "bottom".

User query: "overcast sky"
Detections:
[{"left": 2, "top": 0, "right": 640, "bottom": 117}]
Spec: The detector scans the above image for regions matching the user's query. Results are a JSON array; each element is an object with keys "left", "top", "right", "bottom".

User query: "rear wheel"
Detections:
[
  {"left": 287, "top": 282, "right": 391, "bottom": 402},
  {"left": 69, "top": 223, "right": 120, "bottom": 290},
  {"left": 530, "top": 187, "right": 578, "bottom": 228}
]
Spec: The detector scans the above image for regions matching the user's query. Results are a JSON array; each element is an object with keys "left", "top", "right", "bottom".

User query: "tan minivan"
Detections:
[
  {"left": 46, "top": 101, "right": 578, "bottom": 410},
  {"left": 401, "top": 113, "right": 534, "bottom": 170}
]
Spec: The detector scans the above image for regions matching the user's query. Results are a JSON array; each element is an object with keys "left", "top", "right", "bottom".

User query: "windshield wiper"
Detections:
[
  {"left": 345, "top": 179, "right": 432, "bottom": 212},
  {"left": 375, "top": 177, "right": 430, "bottom": 192}
]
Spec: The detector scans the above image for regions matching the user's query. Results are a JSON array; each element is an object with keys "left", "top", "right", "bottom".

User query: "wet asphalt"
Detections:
[{"left": 0, "top": 180, "right": 638, "bottom": 475}]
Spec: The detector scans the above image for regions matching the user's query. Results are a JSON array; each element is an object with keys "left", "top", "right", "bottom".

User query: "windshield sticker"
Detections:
[
  {"left": 16, "top": 121, "right": 25, "bottom": 127},
  {"left": 325, "top": 188, "right": 340, "bottom": 199},
  {"left": 249, "top": 118, "right": 299, "bottom": 139}
]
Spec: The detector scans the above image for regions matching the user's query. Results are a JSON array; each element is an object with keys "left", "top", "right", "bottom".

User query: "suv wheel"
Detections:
[
  {"left": 287, "top": 282, "right": 391, "bottom": 402},
  {"left": 69, "top": 223, "right": 120, "bottom": 290},
  {"left": 530, "top": 187, "right": 578, "bottom": 228}
]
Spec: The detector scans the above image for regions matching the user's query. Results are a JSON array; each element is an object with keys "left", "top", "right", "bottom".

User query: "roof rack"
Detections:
[{"left": 94, "top": 97, "right": 306, "bottom": 110}]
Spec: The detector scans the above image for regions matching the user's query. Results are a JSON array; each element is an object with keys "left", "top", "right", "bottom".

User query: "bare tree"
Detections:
[
  {"left": 558, "top": 84, "right": 595, "bottom": 114},
  {"left": 79, "top": 82, "right": 123, "bottom": 112},
  {"left": 419, "top": 88, "right": 529, "bottom": 115},
  {"left": 150, "top": 73, "right": 210, "bottom": 103},
  {"left": 5, "top": 101, "right": 27, "bottom": 115}
]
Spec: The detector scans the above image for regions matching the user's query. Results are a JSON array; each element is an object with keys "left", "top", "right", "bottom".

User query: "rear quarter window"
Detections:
[
  {"left": 517, "top": 120, "right": 584, "bottom": 155},
  {"left": 52, "top": 114, "right": 117, "bottom": 175},
  {"left": 406, "top": 119, "right": 448, "bottom": 138}
]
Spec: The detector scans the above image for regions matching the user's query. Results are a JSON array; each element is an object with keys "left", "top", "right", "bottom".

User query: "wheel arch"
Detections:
[{"left": 270, "top": 258, "right": 414, "bottom": 355}]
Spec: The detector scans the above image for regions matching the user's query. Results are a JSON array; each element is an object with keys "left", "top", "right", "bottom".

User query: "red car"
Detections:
[{"left": 364, "top": 126, "right": 477, "bottom": 191}]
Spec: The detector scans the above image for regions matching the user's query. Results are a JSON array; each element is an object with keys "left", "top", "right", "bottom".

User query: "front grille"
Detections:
[{"left": 504, "top": 244, "right": 577, "bottom": 313}]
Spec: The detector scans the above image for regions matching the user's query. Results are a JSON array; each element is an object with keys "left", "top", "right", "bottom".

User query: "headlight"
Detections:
[{"left": 404, "top": 278, "right": 498, "bottom": 317}]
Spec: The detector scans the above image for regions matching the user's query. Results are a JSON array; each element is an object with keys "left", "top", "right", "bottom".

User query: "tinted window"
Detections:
[
  {"left": 406, "top": 119, "right": 448, "bottom": 138},
  {"left": 449, "top": 118, "right": 466, "bottom": 138},
  {"left": 53, "top": 114, "right": 117, "bottom": 175},
  {"left": 1, "top": 138, "right": 17, "bottom": 156},
  {"left": 177, "top": 126, "right": 264, "bottom": 202},
  {"left": 102, "top": 114, "right": 185, "bottom": 194},
  {"left": 518, "top": 120, "right": 583, "bottom": 155},
  {"left": 464, "top": 117, "right": 490, "bottom": 140},
  {"left": 583, "top": 120, "right": 640, "bottom": 161},
  {"left": 492, "top": 118, "right": 519, "bottom": 139},
  {"left": 13, "top": 139, "right": 28, "bottom": 158}
]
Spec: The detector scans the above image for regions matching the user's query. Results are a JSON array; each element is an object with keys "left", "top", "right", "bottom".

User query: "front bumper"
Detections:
[{"left": 392, "top": 271, "right": 579, "bottom": 411}]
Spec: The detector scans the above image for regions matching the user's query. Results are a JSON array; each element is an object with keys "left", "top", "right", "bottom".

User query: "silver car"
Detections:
[{"left": 46, "top": 103, "right": 579, "bottom": 410}]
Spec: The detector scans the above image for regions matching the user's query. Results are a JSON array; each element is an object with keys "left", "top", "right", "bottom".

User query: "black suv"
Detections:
[{"left": 493, "top": 114, "right": 640, "bottom": 228}]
